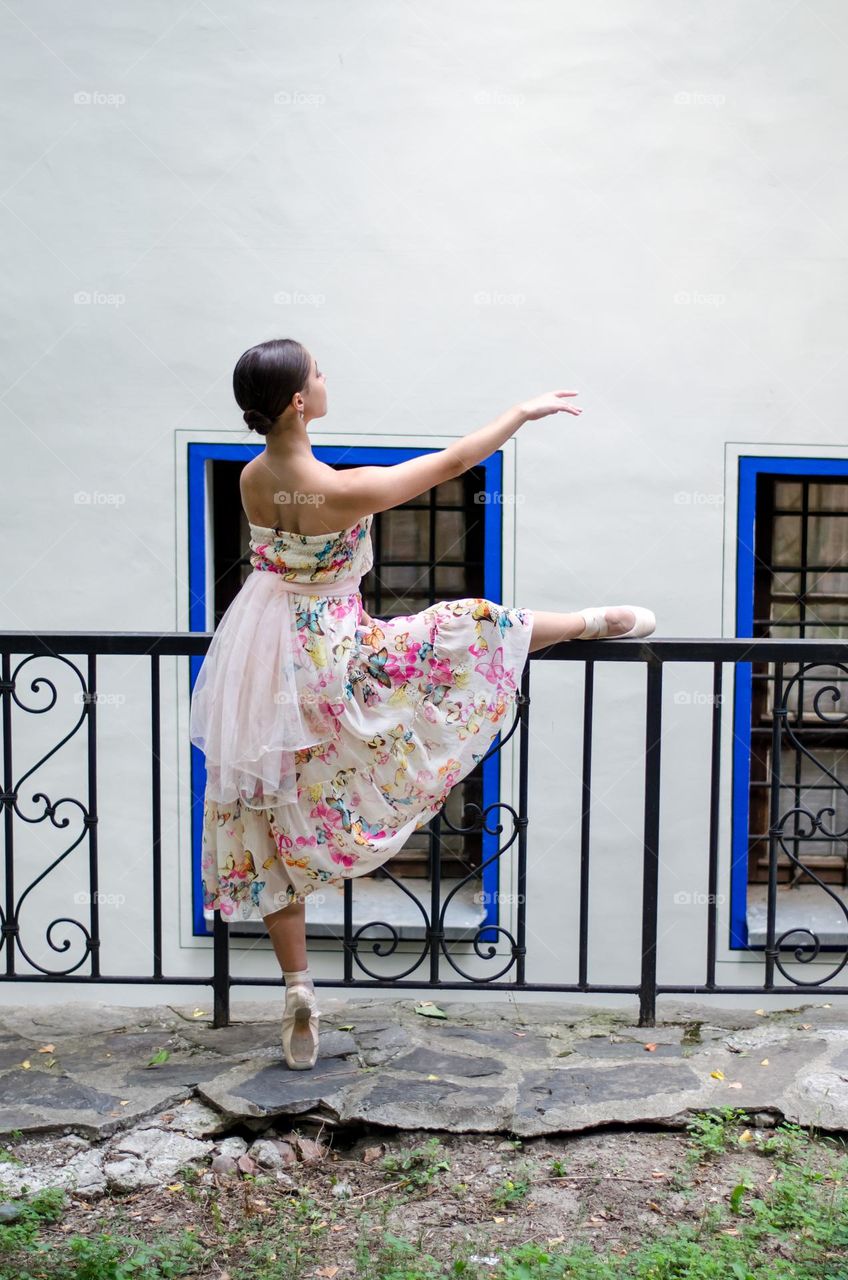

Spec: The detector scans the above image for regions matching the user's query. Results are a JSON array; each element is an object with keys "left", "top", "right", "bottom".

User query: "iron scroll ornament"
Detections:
[{"left": 769, "top": 662, "right": 848, "bottom": 986}]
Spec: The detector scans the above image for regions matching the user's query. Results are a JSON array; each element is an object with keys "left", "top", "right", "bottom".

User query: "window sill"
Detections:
[{"left": 746, "top": 882, "right": 848, "bottom": 946}]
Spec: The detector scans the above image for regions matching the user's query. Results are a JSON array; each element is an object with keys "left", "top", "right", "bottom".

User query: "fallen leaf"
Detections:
[
  {"left": 799, "top": 1024, "right": 812, "bottom": 1030},
  {"left": 647, "top": 1201, "right": 662, "bottom": 1212},
  {"left": 414, "top": 1001, "right": 447, "bottom": 1019},
  {"left": 754, "top": 1009, "right": 766, "bottom": 1016},
  {"left": 493, "top": 1215, "right": 506, "bottom": 1223},
  {"left": 330, "top": 1224, "right": 346, "bottom": 1232},
  {"left": 38, "top": 1044, "right": 55, "bottom": 1054},
  {"left": 644, "top": 1043, "right": 657, "bottom": 1052},
  {"left": 760, "top": 1058, "right": 769, "bottom": 1066},
  {"left": 727, "top": 1082, "right": 743, "bottom": 1089},
  {"left": 547, "top": 1235, "right": 565, "bottom": 1245},
  {"left": 651, "top": 1170, "right": 667, "bottom": 1179},
  {"left": 738, "top": 1130, "right": 753, "bottom": 1144},
  {"left": 338, "top": 1024, "right": 355, "bottom": 1032},
  {"left": 362, "top": 1145, "right": 384, "bottom": 1164},
  {"left": 316, "top": 1268, "right": 339, "bottom": 1278},
  {"left": 166, "top": 1183, "right": 183, "bottom": 1192},
  {"left": 191, "top": 1009, "right": 206, "bottom": 1018},
  {"left": 425, "top": 1074, "right": 441, "bottom": 1081},
  {"left": 767, "top": 1172, "right": 777, "bottom": 1183},
  {"left": 721, "top": 1228, "right": 739, "bottom": 1236},
  {"left": 20, "top": 1060, "right": 31, "bottom": 1070},
  {"left": 710, "top": 1070, "right": 725, "bottom": 1080},
  {"left": 294, "top": 1136, "right": 326, "bottom": 1163}
]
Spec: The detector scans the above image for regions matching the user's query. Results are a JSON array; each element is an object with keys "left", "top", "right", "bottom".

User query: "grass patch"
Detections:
[{"left": 2, "top": 1118, "right": 848, "bottom": 1279}]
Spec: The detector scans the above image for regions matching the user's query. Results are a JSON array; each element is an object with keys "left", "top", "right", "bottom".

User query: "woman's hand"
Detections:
[{"left": 518, "top": 390, "right": 582, "bottom": 421}]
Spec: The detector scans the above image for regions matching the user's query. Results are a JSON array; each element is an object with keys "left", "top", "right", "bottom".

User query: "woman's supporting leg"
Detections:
[
  {"left": 528, "top": 608, "right": 635, "bottom": 653},
  {"left": 264, "top": 898, "right": 308, "bottom": 973}
]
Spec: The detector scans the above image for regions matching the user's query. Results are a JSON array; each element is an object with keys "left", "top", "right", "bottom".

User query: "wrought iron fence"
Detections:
[{"left": 1, "top": 632, "right": 847, "bottom": 1027}]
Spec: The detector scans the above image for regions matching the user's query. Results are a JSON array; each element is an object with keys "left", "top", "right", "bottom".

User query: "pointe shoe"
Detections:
[
  {"left": 280, "top": 982, "right": 321, "bottom": 1070},
  {"left": 576, "top": 605, "right": 656, "bottom": 640}
]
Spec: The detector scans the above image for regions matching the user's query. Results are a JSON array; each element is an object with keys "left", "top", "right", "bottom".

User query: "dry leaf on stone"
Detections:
[
  {"left": 414, "top": 1001, "right": 447, "bottom": 1019},
  {"left": 362, "top": 1146, "right": 384, "bottom": 1163},
  {"left": 38, "top": 1044, "right": 55, "bottom": 1053},
  {"left": 644, "top": 1043, "right": 657, "bottom": 1052},
  {"left": 710, "top": 1070, "right": 725, "bottom": 1080}
]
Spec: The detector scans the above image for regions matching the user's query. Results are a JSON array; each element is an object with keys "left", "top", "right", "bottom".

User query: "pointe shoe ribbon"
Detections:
[
  {"left": 577, "top": 605, "right": 657, "bottom": 641},
  {"left": 280, "top": 983, "right": 321, "bottom": 1070}
]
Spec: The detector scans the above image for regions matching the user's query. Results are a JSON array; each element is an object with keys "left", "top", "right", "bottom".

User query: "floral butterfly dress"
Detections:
[{"left": 190, "top": 513, "right": 534, "bottom": 921}]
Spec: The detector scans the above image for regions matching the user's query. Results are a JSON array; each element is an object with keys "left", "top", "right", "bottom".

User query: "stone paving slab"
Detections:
[{"left": 0, "top": 996, "right": 846, "bottom": 1140}]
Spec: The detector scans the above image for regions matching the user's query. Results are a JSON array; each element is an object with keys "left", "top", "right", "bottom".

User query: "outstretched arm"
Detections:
[{"left": 336, "top": 392, "right": 580, "bottom": 523}]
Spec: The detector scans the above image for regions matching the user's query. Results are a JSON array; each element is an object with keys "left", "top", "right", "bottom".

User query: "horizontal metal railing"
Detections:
[{"left": 1, "top": 632, "right": 847, "bottom": 1026}]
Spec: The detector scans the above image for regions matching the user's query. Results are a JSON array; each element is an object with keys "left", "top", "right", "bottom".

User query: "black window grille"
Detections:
[{"left": 749, "top": 476, "right": 848, "bottom": 887}]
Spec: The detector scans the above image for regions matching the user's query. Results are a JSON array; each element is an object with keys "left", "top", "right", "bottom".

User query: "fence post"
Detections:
[
  {"left": 639, "top": 659, "right": 663, "bottom": 1026},
  {"left": 212, "top": 908, "right": 230, "bottom": 1027}
]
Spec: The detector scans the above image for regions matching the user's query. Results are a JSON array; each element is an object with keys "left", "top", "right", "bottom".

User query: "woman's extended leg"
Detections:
[
  {"left": 264, "top": 899, "right": 308, "bottom": 972},
  {"left": 528, "top": 608, "right": 635, "bottom": 653}
]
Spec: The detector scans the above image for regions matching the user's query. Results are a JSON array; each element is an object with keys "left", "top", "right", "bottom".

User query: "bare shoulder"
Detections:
[{"left": 239, "top": 453, "right": 359, "bottom": 533}]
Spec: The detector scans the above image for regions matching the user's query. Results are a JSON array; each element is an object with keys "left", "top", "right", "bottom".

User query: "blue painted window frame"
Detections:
[
  {"left": 188, "top": 440, "right": 514, "bottom": 940},
  {"left": 730, "top": 454, "right": 848, "bottom": 950}
]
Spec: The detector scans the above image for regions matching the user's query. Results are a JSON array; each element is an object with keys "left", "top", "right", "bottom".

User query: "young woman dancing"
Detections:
[{"left": 189, "top": 338, "right": 656, "bottom": 1068}]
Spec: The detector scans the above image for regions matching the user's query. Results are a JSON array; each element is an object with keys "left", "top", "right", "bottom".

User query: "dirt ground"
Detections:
[{"left": 8, "top": 1116, "right": 847, "bottom": 1274}]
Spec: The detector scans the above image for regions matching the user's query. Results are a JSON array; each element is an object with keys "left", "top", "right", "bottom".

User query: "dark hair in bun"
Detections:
[{"left": 233, "top": 338, "right": 312, "bottom": 435}]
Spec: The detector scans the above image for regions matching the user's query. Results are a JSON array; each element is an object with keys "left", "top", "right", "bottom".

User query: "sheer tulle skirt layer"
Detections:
[{"left": 189, "top": 571, "right": 355, "bottom": 810}]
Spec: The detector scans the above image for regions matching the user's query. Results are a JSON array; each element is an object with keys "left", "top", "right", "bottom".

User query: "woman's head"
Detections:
[{"left": 233, "top": 338, "right": 327, "bottom": 435}]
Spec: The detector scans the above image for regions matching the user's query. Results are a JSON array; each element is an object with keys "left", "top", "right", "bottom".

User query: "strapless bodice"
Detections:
[{"left": 248, "top": 514, "right": 374, "bottom": 586}]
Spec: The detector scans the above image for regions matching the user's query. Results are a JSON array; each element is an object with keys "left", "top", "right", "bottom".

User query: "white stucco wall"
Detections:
[{"left": 2, "top": 1, "right": 846, "bottom": 1009}]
